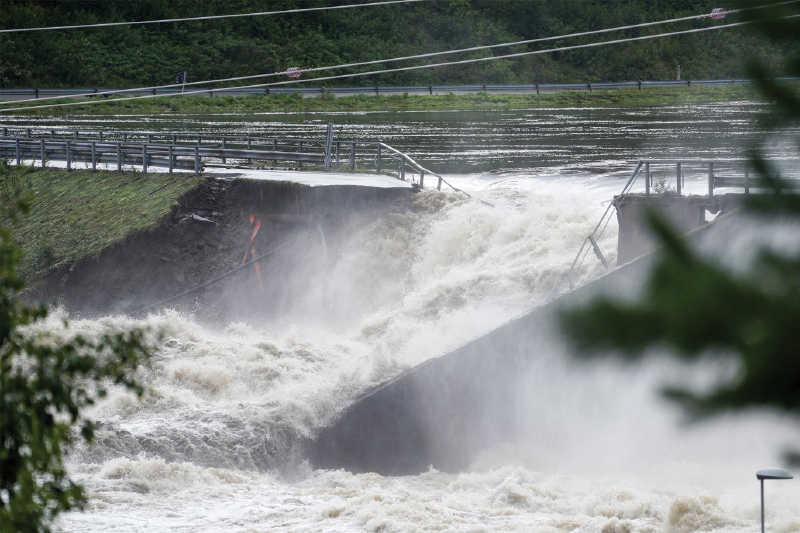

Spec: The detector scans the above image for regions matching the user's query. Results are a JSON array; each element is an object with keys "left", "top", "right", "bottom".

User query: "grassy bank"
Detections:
[
  {"left": 0, "top": 164, "right": 203, "bottom": 280},
  {"left": 2, "top": 84, "right": 766, "bottom": 116}
]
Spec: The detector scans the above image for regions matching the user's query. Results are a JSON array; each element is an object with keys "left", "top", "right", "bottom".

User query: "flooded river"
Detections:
[{"left": 5, "top": 103, "right": 800, "bottom": 532}]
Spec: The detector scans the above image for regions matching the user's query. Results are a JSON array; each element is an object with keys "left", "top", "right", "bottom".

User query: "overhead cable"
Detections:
[
  {"left": 3, "top": 14, "right": 797, "bottom": 114},
  {"left": 4, "top": 2, "right": 796, "bottom": 107},
  {"left": 0, "top": 0, "right": 427, "bottom": 34}
]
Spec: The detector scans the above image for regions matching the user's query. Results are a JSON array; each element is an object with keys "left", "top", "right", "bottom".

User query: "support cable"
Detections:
[
  {"left": 133, "top": 233, "right": 304, "bottom": 315},
  {"left": 4, "top": 2, "right": 794, "bottom": 108},
  {"left": 4, "top": 14, "right": 796, "bottom": 115},
  {"left": 0, "top": 0, "right": 427, "bottom": 34}
]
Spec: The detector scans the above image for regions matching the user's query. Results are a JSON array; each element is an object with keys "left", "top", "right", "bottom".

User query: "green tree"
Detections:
[
  {"left": 559, "top": 2, "right": 800, "bottom": 462},
  {"left": 0, "top": 185, "right": 152, "bottom": 532}
]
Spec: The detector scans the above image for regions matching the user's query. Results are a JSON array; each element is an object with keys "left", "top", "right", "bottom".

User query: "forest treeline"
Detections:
[{"left": 0, "top": 0, "right": 794, "bottom": 89}]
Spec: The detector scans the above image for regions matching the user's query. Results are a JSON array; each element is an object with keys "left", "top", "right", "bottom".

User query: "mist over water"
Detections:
[{"left": 21, "top": 105, "right": 798, "bottom": 531}]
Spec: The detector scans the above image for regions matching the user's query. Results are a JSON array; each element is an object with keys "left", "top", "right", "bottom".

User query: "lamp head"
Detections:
[{"left": 756, "top": 468, "right": 793, "bottom": 481}]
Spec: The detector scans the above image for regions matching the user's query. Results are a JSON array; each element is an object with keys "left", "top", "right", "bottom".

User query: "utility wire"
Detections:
[
  {"left": 4, "top": 2, "right": 795, "bottom": 108},
  {"left": 0, "top": 0, "right": 427, "bottom": 34},
  {"left": 3, "top": 14, "right": 797, "bottom": 114}
]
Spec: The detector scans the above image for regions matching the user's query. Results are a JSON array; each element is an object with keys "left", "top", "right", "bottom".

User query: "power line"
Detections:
[
  {"left": 0, "top": 0, "right": 427, "bottom": 34},
  {"left": 2, "top": 14, "right": 796, "bottom": 114},
  {"left": 2, "top": 4, "right": 785, "bottom": 108}
]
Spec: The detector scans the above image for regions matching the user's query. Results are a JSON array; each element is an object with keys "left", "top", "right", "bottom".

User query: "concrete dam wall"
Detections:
[{"left": 303, "top": 210, "right": 739, "bottom": 475}]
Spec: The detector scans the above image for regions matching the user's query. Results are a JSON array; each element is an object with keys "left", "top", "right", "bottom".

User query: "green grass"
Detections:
[
  {"left": 0, "top": 164, "right": 203, "bottom": 281},
  {"left": 0, "top": 84, "right": 766, "bottom": 116}
]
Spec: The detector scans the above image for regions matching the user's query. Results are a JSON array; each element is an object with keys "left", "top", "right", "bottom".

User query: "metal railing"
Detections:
[
  {"left": 2, "top": 78, "right": 798, "bottom": 102},
  {"left": 546, "top": 158, "right": 800, "bottom": 301},
  {"left": 0, "top": 125, "right": 458, "bottom": 192}
]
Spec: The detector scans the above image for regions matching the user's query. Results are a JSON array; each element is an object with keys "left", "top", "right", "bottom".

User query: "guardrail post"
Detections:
[
  {"left": 428, "top": 85, "right": 433, "bottom": 95},
  {"left": 99, "top": 131, "right": 103, "bottom": 142},
  {"left": 708, "top": 162, "right": 714, "bottom": 197},
  {"left": 399, "top": 157, "right": 405, "bottom": 180},
  {"left": 117, "top": 143, "right": 122, "bottom": 171},
  {"left": 222, "top": 137, "right": 227, "bottom": 164},
  {"left": 197, "top": 135, "right": 201, "bottom": 146},
  {"left": 273, "top": 139, "right": 278, "bottom": 166},
  {"left": 588, "top": 83, "right": 592, "bottom": 92},
  {"left": 335, "top": 142, "right": 340, "bottom": 168},
  {"left": 638, "top": 80, "right": 642, "bottom": 91},
  {"left": 745, "top": 168, "right": 750, "bottom": 194},
  {"left": 420, "top": 170, "right": 425, "bottom": 189},
  {"left": 168, "top": 145, "right": 173, "bottom": 174},
  {"left": 66, "top": 142, "right": 71, "bottom": 170},
  {"left": 376, "top": 145, "right": 381, "bottom": 172},
  {"left": 437, "top": 176, "right": 442, "bottom": 191},
  {"left": 247, "top": 138, "right": 252, "bottom": 166},
  {"left": 172, "top": 134, "right": 177, "bottom": 144},
  {"left": 40, "top": 139, "right": 45, "bottom": 168},
  {"left": 123, "top": 133, "right": 128, "bottom": 142},
  {"left": 375, "top": 86, "right": 379, "bottom": 96},
  {"left": 676, "top": 162, "right": 682, "bottom": 197},
  {"left": 350, "top": 142, "right": 356, "bottom": 171},
  {"left": 195, "top": 146, "right": 200, "bottom": 175},
  {"left": 50, "top": 129, "right": 54, "bottom": 139},
  {"left": 2, "top": 127, "right": 7, "bottom": 137},
  {"left": 35, "top": 88, "right": 39, "bottom": 99},
  {"left": 15, "top": 139, "right": 20, "bottom": 166},
  {"left": 535, "top": 83, "right": 540, "bottom": 95},
  {"left": 91, "top": 141, "right": 97, "bottom": 170},
  {"left": 74, "top": 131, "right": 78, "bottom": 140},
  {"left": 147, "top": 134, "right": 152, "bottom": 143},
  {"left": 688, "top": 80, "right": 692, "bottom": 88},
  {"left": 142, "top": 145, "right": 148, "bottom": 173},
  {"left": 26, "top": 128, "right": 30, "bottom": 138},
  {"left": 645, "top": 162, "right": 650, "bottom": 196}
]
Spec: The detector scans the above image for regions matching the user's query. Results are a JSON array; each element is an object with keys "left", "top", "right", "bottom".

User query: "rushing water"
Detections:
[{"left": 7, "top": 103, "right": 800, "bottom": 531}]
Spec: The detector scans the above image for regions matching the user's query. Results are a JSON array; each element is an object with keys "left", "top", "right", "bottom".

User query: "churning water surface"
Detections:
[{"left": 8, "top": 103, "right": 800, "bottom": 532}]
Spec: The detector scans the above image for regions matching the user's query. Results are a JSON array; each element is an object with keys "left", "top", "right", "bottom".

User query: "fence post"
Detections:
[
  {"left": 91, "top": 141, "right": 96, "bottom": 170},
  {"left": 298, "top": 140, "right": 303, "bottom": 168},
  {"left": 195, "top": 146, "right": 200, "bottom": 175},
  {"left": 745, "top": 168, "right": 750, "bottom": 194},
  {"left": 676, "top": 162, "right": 681, "bottom": 197},
  {"left": 15, "top": 138, "right": 20, "bottom": 166},
  {"left": 324, "top": 123, "right": 333, "bottom": 172},
  {"left": 376, "top": 144, "right": 382, "bottom": 172},
  {"left": 41, "top": 139, "right": 46, "bottom": 168},
  {"left": 437, "top": 176, "right": 442, "bottom": 191},
  {"left": 645, "top": 162, "right": 650, "bottom": 196},
  {"left": 420, "top": 170, "right": 425, "bottom": 189},
  {"left": 708, "top": 162, "right": 714, "bottom": 197},
  {"left": 168, "top": 145, "right": 173, "bottom": 174},
  {"left": 66, "top": 142, "right": 71, "bottom": 170},
  {"left": 117, "top": 143, "right": 122, "bottom": 171},
  {"left": 142, "top": 145, "right": 148, "bottom": 173},
  {"left": 350, "top": 142, "right": 356, "bottom": 171},
  {"left": 399, "top": 157, "right": 405, "bottom": 180}
]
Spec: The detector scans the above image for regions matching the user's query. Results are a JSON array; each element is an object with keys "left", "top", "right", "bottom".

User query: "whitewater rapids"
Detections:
[{"left": 45, "top": 178, "right": 799, "bottom": 532}]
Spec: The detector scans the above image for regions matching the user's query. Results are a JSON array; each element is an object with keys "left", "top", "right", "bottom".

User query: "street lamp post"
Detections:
[{"left": 756, "top": 468, "right": 793, "bottom": 533}]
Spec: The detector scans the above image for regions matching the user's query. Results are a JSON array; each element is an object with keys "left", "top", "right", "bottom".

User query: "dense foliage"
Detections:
[
  {"left": 559, "top": 3, "right": 800, "bottom": 462},
  {"left": 1, "top": 0, "right": 795, "bottom": 88},
  {"left": 0, "top": 189, "right": 152, "bottom": 531}
]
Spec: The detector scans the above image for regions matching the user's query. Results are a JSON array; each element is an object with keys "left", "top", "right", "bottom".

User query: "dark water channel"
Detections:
[{"left": 4, "top": 101, "right": 797, "bottom": 176}]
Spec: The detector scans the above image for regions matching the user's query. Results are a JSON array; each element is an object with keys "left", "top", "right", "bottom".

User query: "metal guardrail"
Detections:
[
  {"left": 1, "top": 78, "right": 798, "bottom": 101},
  {"left": 0, "top": 125, "right": 456, "bottom": 192},
  {"left": 546, "top": 158, "right": 800, "bottom": 302}
]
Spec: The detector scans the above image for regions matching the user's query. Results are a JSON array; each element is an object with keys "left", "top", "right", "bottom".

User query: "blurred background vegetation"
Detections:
[{"left": 1, "top": 0, "right": 796, "bottom": 88}]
